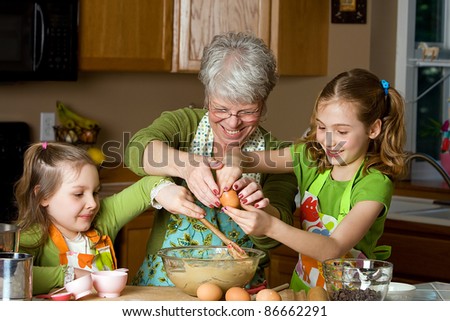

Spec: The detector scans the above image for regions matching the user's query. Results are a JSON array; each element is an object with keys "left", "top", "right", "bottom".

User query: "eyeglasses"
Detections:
[{"left": 208, "top": 104, "right": 261, "bottom": 122}]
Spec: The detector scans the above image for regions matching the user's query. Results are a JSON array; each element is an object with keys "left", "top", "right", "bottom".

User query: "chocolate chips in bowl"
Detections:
[{"left": 322, "top": 258, "right": 393, "bottom": 301}]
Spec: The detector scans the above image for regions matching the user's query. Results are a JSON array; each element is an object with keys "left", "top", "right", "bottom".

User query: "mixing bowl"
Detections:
[
  {"left": 91, "top": 270, "right": 128, "bottom": 298},
  {"left": 322, "top": 258, "right": 393, "bottom": 301},
  {"left": 158, "top": 245, "right": 265, "bottom": 296}
]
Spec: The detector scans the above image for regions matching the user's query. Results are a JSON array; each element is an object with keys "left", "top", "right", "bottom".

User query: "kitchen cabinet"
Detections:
[
  {"left": 79, "top": 0, "right": 173, "bottom": 71},
  {"left": 114, "top": 210, "right": 154, "bottom": 284},
  {"left": 99, "top": 166, "right": 154, "bottom": 284},
  {"left": 172, "top": 0, "right": 328, "bottom": 75},
  {"left": 378, "top": 219, "right": 450, "bottom": 284},
  {"left": 79, "top": 0, "right": 328, "bottom": 75}
]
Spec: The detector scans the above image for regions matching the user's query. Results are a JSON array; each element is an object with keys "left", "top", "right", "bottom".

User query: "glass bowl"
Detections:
[
  {"left": 322, "top": 258, "right": 393, "bottom": 301},
  {"left": 158, "top": 245, "right": 265, "bottom": 296}
]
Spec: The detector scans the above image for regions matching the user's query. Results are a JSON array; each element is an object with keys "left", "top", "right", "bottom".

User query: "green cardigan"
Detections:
[
  {"left": 19, "top": 175, "right": 164, "bottom": 295},
  {"left": 124, "top": 107, "right": 298, "bottom": 258}
]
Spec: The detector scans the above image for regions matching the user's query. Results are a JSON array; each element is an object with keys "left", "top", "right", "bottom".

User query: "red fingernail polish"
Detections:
[
  {"left": 209, "top": 204, "right": 215, "bottom": 208},
  {"left": 233, "top": 184, "right": 238, "bottom": 190},
  {"left": 215, "top": 201, "right": 220, "bottom": 207},
  {"left": 242, "top": 199, "right": 247, "bottom": 204},
  {"left": 238, "top": 193, "right": 243, "bottom": 199},
  {"left": 213, "top": 189, "right": 219, "bottom": 195},
  {"left": 255, "top": 204, "right": 259, "bottom": 208}
]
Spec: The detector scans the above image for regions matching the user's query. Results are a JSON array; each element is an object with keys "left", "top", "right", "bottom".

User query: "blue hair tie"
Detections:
[{"left": 381, "top": 79, "right": 389, "bottom": 95}]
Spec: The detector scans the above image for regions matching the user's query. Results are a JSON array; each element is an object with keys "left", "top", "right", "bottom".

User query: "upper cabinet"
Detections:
[
  {"left": 171, "top": 0, "right": 270, "bottom": 72},
  {"left": 173, "top": 0, "right": 329, "bottom": 76},
  {"left": 79, "top": 0, "right": 328, "bottom": 76},
  {"left": 79, "top": 0, "right": 173, "bottom": 71}
]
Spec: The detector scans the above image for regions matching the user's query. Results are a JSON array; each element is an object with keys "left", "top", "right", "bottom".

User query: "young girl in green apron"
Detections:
[
  {"left": 222, "top": 68, "right": 408, "bottom": 293},
  {"left": 15, "top": 142, "right": 165, "bottom": 295}
]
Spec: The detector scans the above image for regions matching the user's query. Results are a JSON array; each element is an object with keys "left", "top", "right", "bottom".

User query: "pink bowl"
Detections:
[
  {"left": 92, "top": 270, "right": 128, "bottom": 298},
  {"left": 64, "top": 274, "right": 93, "bottom": 300}
]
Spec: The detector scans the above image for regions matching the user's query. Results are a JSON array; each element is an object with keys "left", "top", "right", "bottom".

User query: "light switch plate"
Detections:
[{"left": 40, "top": 112, "right": 55, "bottom": 141}]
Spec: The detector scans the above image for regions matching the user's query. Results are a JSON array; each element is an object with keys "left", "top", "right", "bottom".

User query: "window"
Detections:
[{"left": 396, "top": 0, "right": 450, "bottom": 163}]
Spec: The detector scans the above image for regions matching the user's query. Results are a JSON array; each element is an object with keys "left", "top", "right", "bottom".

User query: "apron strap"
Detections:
[
  {"left": 49, "top": 224, "right": 71, "bottom": 265},
  {"left": 308, "top": 165, "right": 360, "bottom": 222}
]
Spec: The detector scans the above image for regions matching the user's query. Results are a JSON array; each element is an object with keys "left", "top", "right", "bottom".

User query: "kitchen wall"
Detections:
[{"left": 0, "top": 0, "right": 397, "bottom": 161}]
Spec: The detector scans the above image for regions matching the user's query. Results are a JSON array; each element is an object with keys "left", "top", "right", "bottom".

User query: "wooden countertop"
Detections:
[{"left": 80, "top": 286, "right": 297, "bottom": 301}]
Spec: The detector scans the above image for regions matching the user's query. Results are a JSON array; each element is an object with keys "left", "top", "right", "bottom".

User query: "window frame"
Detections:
[{"left": 395, "top": 0, "right": 450, "bottom": 153}]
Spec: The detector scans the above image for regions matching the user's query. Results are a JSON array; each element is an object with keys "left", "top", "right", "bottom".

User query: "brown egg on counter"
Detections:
[
  {"left": 196, "top": 282, "right": 223, "bottom": 301},
  {"left": 306, "top": 286, "right": 328, "bottom": 301},
  {"left": 225, "top": 287, "right": 251, "bottom": 301},
  {"left": 220, "top": 190, "right": 240, "bottom": 208},
  {"left": 255, "top": 289, "right": 282, "bottom": 301}
]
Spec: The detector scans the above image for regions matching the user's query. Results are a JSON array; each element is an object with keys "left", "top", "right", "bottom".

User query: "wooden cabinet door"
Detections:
[
  {"left": 172, "top": 0, "right": 270, "bottom": 72},
  {"left": 115, "top": 211, "right": 154, "bottom": 284},
  {"left": 79, "top": 0, "right": 173, "bottom": 71},
  {"left": 271, "top": 0, "right": 328, "bottom": 76}
]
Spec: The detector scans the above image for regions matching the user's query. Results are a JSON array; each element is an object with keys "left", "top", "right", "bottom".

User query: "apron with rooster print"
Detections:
[{"left": 290, "top": 167, "right": 391, "bottom": 292}]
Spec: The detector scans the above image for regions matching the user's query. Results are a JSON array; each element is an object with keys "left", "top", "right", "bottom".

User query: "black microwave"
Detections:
[{"left": 0, "top": 0, "right": 79, "bottom": 81}]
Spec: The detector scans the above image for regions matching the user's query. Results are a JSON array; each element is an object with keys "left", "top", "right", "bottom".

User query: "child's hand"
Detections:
[
  {"left": 232, "top": 176, "right": 269, "bottom": 209},
  {"left": 222, "top": 205, "right": 272, "bottom": 237},
  {"left": 155, "top": 184, "right": 206, "bottom": 219}
]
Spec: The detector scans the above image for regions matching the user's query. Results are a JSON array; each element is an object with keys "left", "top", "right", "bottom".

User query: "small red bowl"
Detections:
[{"left": 51, "top": 292, "right": 73, "bottom": 301}]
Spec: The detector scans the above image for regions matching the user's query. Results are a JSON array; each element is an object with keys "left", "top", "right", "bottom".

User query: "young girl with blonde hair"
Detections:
[{"left": 14, "top": 142, "right": 163, "bottom": 295}]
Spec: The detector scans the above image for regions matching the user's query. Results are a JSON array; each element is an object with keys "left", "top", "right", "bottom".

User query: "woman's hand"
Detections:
[
  {"left": 215, "top": 147, "right": 244, "bottom": 192},
  {"left": 233, "top": 176, "right": 269, "bottom": 209},
  {"left": 154, "top": 184, "right": 206, "bottom": 218},
  {"left": 143, "top": 141, "right": 223, "bottom": 208},
  {"left": 180, "top": 157, "right": 223, "bottom": 208}
]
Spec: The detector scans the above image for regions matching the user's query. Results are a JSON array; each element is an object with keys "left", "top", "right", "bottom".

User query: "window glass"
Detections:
[
  {"left": 416, "top": 67, "right": 444, "bottom": 157},
  {"left": 415, "top": 0, "right": 444, "bottom": 43},
  {"left": 414, "top": 0, "right": 446, "bottom": 159}
]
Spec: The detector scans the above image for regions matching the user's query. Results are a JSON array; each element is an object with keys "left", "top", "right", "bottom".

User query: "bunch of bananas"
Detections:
[
  {"left": 56, "top": 101, "right": 100, "bottom": 130},
  {"left": 55, "top": 101, "right": 100, "bottom": 144}
]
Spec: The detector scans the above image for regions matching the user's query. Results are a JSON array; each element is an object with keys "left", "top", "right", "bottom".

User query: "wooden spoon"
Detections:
[{"left": 199, "top": 218, "right": 248, "bottom": 259}]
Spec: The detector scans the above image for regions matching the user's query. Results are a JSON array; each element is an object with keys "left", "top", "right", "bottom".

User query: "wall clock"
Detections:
[{"left": 332, "top": 0, "right": 367, "bottom": 24}]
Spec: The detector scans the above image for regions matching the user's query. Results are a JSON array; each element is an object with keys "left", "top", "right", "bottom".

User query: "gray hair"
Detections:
[{"left": 198, "top": 31, "right": 278, "bottom": 110}]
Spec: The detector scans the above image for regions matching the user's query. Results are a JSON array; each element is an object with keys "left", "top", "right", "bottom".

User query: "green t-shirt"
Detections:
[{"left": 290, "top": 143, "right": 393, "bottom": 259}]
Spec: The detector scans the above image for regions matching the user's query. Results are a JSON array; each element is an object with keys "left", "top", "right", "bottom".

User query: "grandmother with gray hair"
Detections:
[{"left": 124, "top": 31, "right": 297, "bottom": 287}]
